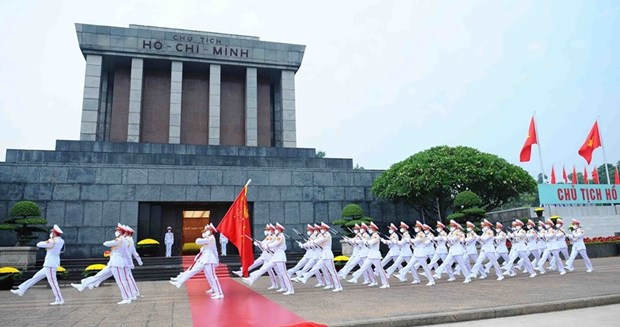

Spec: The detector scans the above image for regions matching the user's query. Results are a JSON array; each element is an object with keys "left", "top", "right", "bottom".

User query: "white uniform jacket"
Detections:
[
  {"left": 38, "top": 237, "right": 64, "bottom": 268},
  {"left": 103, "top": 238, "right": 127, "bottom": 267},
  {"left": 196, "top": 235, "right": 219, "bottom": 264}
]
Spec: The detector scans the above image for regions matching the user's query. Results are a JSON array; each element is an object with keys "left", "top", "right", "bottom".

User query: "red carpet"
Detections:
[{"left": 182, "top": 256, "right": 312, "bottom": 327}]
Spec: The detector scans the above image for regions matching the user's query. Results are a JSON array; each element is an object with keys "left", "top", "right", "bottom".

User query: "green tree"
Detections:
[
  {"left": 332, "top": 204, "right": 372, "bottom": 237},
  {"left": 371, "top": 146, "right": 536, "bottom": 220},
  {"left": 316, "top": 150, "right": 326, "bottom": 158},
  {"left": 0, "top": 201, "right": 48, "bottom": 246}
]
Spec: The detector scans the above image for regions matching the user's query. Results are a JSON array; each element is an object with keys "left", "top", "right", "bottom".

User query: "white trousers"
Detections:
[
  {"left": 565, "top": 248, "right": 593, "bottom": 271},
  {"left": 85, "top": 266, "right": 112, "bottom": 289},
  {"left": 352, "top": 258, "right": 388, "bottom": 286},
  {"left": 385, "top": 255, "right": 410, "bottom": 276},
  {"left": 505, "top": 250, "right": 535, "bottom": 275},
  {"left": 251, "top": 260, "right": 293, "bottom": 292},
  {"left": 17, "top": 266, "right": 63, "bottom": 303},
  {"left": 288, "top": 255, "right": 310, "bottom": 276},
  {"left": 305, "top": 259, "right": 341, "bottom": 289},
  {"left": 381, "top": 253, "right": 399, "bottom": 268},
  {"left": 123, "top": 267, "right": 139, "bottom": 298},
  {"left": 435, "top": 253, "right": 470, "bottom": 279},
  {"left": 110, "top": 266, "right": 132, "bottom": 300},
  {"left": 338, "top": 256, "right": 362, "bottom": 277},
  {"left": 428, "top": 252, "right": 449, "bottom": 272},
  {"left": 204, "top": 263, "right": 223, "bottom": 296},
  {"left": 220, "top": 242, "right": 227, "bottom": 256},
  {"left": 165, "top": 243, "right": 173, "bottom": 257},
  {"left": 400, "top": 256, "right": 433, "bottom": 282},
  {"left": 471, "top": 250, "right": 502, "bottom": 278},
  {"left": 538, "top": 249, "right": 565, "bottom": 273}
]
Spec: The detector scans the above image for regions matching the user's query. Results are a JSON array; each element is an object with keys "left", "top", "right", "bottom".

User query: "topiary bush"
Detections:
[
  {"left": 333, "top": 204, "right": 373, "bottom": 237},
  {"left": 448, "top": 191, "right": 486, "bottom": 224},
  {"left": 0, "top": 201, "right": 48, "bottom": 246}
]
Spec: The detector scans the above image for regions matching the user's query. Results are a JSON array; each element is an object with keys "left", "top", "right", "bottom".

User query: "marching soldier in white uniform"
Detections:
[
  {"left": 385, "top": 222, "right": 413, "bottom": 277},
  {"left": 234, "top": 224, "right": 281, "bottom": 290},
  {"left": 428, "top": 221, "right": 450, "bottom": 273},
  {"left": 537, "top": 220, "right": 566, "bottom": 275},
  {"left": 164, "top": 226, "right": 174, "bottom": 257},
  {"left": 170, "top": 224, "right": 224, "bottom": 299},
  {"left": 455, "top": 221, "right": 478, "bottom": 276},
  {"left": 11, "top": 224, "right": 65, "bottom": 305},
  {"left": 288, "top": 224, "right": 316, "bottom": 277},
  {"left": 396, "top": 221, "right": 435, "bottom": 285},
  {"left": 565, "top": 219, "right": 593, "bottom": 273},
  {"left": 348, "top": 222, "right": 390, "bottom": 289},
  {"left": 523, "top": 220, "right": 541, "bottom": 270},
  {"left": 243, "top": 223, "right": 295, "bottom": 295},
  {"left": 422, "top": 224, "right": 437, "bottom": 269},
  {"left": 503, "top": 220, "right": 537, "bottom": 278},
  {"left": 292, "top": 224, "right": 331, "bottom": 288},
  {"left": 122, "top": 225, "right": 143, "bottom": 300},
  {"left": 469, "top": 219, "right": 503, "bottom": 281},
  {"left": 104, "top": 224, "right": 133, "bottom": 304},
  {"left": 381, "top": 223, "right": 400, "bottom": 268},
  {"left": 298, "top": 222, "right": 342, "bottom": 292},
  {"left": 337, "top": 224, "right": 362, "bottom": 280},
  {"left": 484, "top": 222, "right": 509, "bottom": 274},
  {"left": 434, "top": 220, "right": 472, "bottom": 283}
]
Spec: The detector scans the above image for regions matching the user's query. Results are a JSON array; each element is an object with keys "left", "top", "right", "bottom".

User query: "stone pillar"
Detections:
[
  {"left": 80, "top": 54, "right": 102, "bottom": 141},
  {"left": 127, "top": 58, "right": 143, "bottom": 142},
  {"left": 208, "top": 64, "right": 221, "bottom": 145},
  {"left": 245, "top": 67, "right": 258, "bottom": 146},
  {"left": 169, "top": 61, "right": 183, "bottom": 144},
  {"left": 281, "top": 70, "right": 297, "bottom": 147}
]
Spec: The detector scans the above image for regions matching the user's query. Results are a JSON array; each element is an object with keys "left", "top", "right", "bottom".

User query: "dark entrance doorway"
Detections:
[{"left": 137, "top": 202, "right": 253, "bottom": 256}]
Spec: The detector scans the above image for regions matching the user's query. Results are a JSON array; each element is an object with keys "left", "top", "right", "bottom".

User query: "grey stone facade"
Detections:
[{"left": 0, "top": 141, "right": 418, "bottom": 258}]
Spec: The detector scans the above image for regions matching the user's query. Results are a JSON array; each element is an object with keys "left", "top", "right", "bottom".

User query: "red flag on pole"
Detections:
[
  {"left": 615, "top": 167, "right": 620, "bottom": 185},
  {"left": 583, "top": 167, "right": 589, "bottom": 184},
  {"left": 562, "top": 166, "right": 568, "bottom": 184},
  {"left": 550, "top": 166, "right": 556, "bottom": 184},
  {"left": 592, "top": 167, "right": 600, "bottom": 184},
  {"left": 572, "top": 166, "right": 578, "bottom": 184},
  {"left": 520, "top": 117, "right": 538, "bottom": 162},
  {"left": 578, "top": 121, "right": 602, "bottom": 165},
  {"left": 217, "top": 180, "right": 254, "bottom": 277}
]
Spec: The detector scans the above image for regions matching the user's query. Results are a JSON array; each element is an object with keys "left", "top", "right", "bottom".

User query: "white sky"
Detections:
[{"left": 1, "top": 0, "right": 619, "bottom": 179}]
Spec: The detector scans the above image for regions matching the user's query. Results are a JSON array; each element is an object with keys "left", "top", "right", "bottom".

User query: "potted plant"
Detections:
[
  {"left": 56, "top": 266, "right": 69, "bottom": 281},
  {"left": 0, "top": 266, "right": 23, "bottom": 290},
  {"left": 182, "top": 243, "right": 200, "bottom": 255},
  {"left": 83, "top": 264, "right": 107, "bottom": 278},
  {"left": 0, "top": 201, "right": 48, "bottom": 270},
  {"left": 136, "top": 238, "right": 160, "bottom": 257},
  {"left": 333, "top": 255, "right": 349, "bottom": 270},
  {"left": 333, "top": 204, "right": 373, "bottom": 256}
]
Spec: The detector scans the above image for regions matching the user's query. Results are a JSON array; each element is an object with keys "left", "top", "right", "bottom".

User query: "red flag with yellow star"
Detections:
[
  {"left": 217, "top": 181, "right": 254, "bottom": 277},
  {"left": 578, "top": 121, "right": 602, "bottom": 165},
  {"left": 519, "top": 116, "right": 538, "bottom": 162}
]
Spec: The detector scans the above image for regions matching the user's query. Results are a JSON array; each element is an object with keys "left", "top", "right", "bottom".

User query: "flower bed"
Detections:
[
  {"left": 584, "top": 236, "right": 620, "bottom": 245},
  {"left": 0, "top": 266, "right": 23, "bottom": 290}
]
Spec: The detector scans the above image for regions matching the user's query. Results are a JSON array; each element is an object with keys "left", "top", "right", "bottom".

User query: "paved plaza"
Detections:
[{"left": 0, "top": 256, "right": 619, "bottom": 326}]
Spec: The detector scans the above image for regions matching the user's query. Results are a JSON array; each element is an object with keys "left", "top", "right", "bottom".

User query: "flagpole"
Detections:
[
  {"left": 595, "top": 118, "right": 612, "bottom": 184},
  {"left": 533, "top": 112, "right": 547, "bottom": 183}
]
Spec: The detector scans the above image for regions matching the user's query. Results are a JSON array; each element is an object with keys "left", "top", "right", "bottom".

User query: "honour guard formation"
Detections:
[
  {"left": 9, "top": 216, "right": 594, "bottom": 304},
  {"left": 241, "top": 217, "right": 594, "bottom": 296}
]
